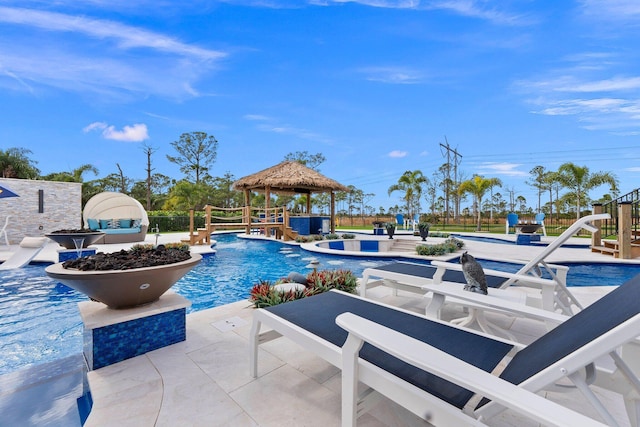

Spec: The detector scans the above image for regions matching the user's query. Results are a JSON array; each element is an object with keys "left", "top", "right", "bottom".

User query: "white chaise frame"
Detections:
[
  {"left": 361, "top": 213, "right": 611, "bottom": 317},
  {"left": 250, "top": 289, "right": 639, "bottom": 426}
]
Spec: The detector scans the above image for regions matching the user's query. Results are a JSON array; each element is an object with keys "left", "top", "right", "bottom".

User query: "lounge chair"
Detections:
[
  {"left": 0, "top": 236, "right": 48, "bottom": 270},
  {"left": 395, "top": 214, "right": 405, "bottom": 230},
  {"left": 361, "top": 213, "right": 610, "bottom": 317},
  {"left": 251, "top": 276, "right": 640, "bottom": 426}
]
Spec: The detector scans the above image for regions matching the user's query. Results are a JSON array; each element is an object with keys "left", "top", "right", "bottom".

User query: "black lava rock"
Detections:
[{"left": 62, "top": 245, "right": 191, "bottom": 271}]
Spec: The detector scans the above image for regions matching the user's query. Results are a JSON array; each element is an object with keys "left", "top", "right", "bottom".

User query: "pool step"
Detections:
[
  {"left": 591, "top": 239, "right": 640, "bottom": 258},
  {"left": 389, "top": 239, "right": 419, "bottom": 253}
]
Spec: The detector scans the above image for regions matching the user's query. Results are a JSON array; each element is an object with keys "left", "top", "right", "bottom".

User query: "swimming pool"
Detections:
[
  {"left": 0, "top": 234, "right": 425, "bottom": 375},
  {"left": 2, "top": 233, "right": 640, "bottom": 376},
  {"left": 451, "top": 233, "right": 591, "bottom": 249}
]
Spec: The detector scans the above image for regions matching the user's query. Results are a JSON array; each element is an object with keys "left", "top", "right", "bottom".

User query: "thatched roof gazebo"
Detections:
[{"left": 233, "top": 161, "right": 349, "bottom": 234}]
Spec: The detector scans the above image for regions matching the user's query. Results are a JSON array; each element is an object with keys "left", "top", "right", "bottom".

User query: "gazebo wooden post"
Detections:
[
  {"left": 306, "top": 192, "right": 311, "bottom": 214},
  {"left": 331, "top": 192, "right": 336, "bottom": 234},
  {"left": 244, "top": 189, "right": 251, "bottom": 235},
  {"left": 265, "top": 186, "right": 271, "bottom": 210}
]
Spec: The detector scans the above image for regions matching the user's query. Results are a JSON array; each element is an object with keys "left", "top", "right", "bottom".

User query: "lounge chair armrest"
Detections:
[
  {"left": 336, "top": 312, "right": 607, "bottom": 427},
  {"left": 431, "top": 261, "right": 560, "bottom": 288},
  {"left": 421, "top": 282, "right": 569, "bottom": 326}
]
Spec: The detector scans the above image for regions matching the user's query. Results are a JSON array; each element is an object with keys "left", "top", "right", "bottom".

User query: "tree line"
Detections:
[
  {"left": 386, "top": 163, "right": 618, "bottom": 231},
  {"left": 1, "top": 135, "right": 620, "bottom": 230}
]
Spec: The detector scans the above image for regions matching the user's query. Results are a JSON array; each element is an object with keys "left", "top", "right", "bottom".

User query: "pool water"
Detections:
[
  {"left": 478, "top": 259, "right": 640, "bottom": 287},
  {"left": 0, "top": 234, "right": 422, "bottom": 375},
  {"left": 2, "top": 233, "right": 640, "bottom": 376},
  {"left": 452, "top": 234, "right": 590, "bottom": 249}
]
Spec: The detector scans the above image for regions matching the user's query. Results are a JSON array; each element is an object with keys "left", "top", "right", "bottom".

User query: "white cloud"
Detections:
[
  {"left": 319, "top": 0, "right": 530, "bottom": 25},
  {"left": 0, "top": 6, "right": 227, "bottom": 99},
  {"left": 244, "top": 114, "right": 271, "bottom": 121},
  {"left": 357, "top": 66, "right": 424, "bottom": 84},
  {"left": 558, "top": 76, "right": 640, "bottom": 93},
  {"left": 0, "top": 6, "right": 225, "bottom": 61},
  {"left": 477, "top": 162, "right": 528, "bottom": 177},
  {"left": 84, "top": 122, "right": 149, "bottom": 142},
  {"left": 515, "top": 54, "right": 640, "bottom": 132},
  {"left": 579, "top": 0, "right": 640, "bottom": 22},
  {"left": 83, "top": 122, "right": 108, "bottom": 133},
  {"left": 388, "top": 150, "right": 408, "bottom": 158}
]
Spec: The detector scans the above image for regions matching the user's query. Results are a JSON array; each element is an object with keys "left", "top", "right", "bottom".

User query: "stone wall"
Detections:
[{"left": 0, "top": 178, "right": 82, "bottom": 244}]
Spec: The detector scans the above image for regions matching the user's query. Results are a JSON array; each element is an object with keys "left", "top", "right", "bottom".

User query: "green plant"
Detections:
[
  {"left": 248, "top": 280, "right": 310, "bottom": 308},
  {"left": 415, "top": 237, "right": 464, "bottom": 256},
  {"left": 131, "top": 242, "right": 190, "bottom": 252},
  {"left": 384, "top": 222, "right": 396, "bottom": 230},
  {"left": 428, "top": 231, "right": 450, "bottom": 238},
  {"left": 325, "top": 233, "right": 340, "bottom": 240},
  {"left": 341, "top": 233, "right": 356, "bottom": 239},
  {"left": 418, "top": 222, "right": 431, "bottom": 230},
  {"left": 248, "top": 269, "right": 358, "bottom": 308}
]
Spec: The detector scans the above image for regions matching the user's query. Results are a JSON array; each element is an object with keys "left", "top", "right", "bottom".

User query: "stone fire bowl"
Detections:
[
  {"left": 45, "top": 254, "right": 202, "bottom": 309},
  {"left": 45, "top": 232, "right": 106, "bottom": 249}
]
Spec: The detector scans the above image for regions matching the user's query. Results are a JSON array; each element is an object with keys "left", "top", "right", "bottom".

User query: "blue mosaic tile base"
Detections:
[
  {"left": 85, "top": 308, "right": 186, "bottom": 370},
  {"left": 58, "top": 249, "right": 97, "bottom": 262}
]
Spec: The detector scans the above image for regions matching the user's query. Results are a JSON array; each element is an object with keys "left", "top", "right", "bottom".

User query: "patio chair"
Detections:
[
  {"left": 535, "top": 212, "right": 547, "bottom": 236},
  {"left": 411, "top": 213, "right": 419, "bottom": 231},
  {"left": 251, "top": 275, "right": 640, "bottom": 426},
  {"left": 505, "top": 212, "right": 518, "bottom": 234},
  {"left": 0, "top": 236, "right": 48, "bottom": 270},
  {"left": 0, "top": 215, "right": 9, "bottom": 246},
  {"left": 395, "top": 214, "right": 405, "bottom": 230}
]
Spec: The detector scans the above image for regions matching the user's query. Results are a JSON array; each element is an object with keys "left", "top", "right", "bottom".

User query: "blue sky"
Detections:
[{"left": 1, "top": 1, "right": 639, "bottom": 212}]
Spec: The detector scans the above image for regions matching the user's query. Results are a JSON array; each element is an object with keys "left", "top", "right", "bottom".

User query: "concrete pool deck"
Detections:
[{"left": 2, "top": 230, "right": 639, "bottom": 426}]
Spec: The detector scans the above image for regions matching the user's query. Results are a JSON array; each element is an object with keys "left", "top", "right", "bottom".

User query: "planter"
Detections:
[
  {"left": 45, "top": 254, "right": 202, "bottom": 309},
  {"left": 46, "top": 231, "right": 106, "bottom": 249},
  {"left": 418, "top": 226, "right": 430, "bottom": 241},
  {"left": 386, "top": 227, "right": 395, "bottom": 239}
]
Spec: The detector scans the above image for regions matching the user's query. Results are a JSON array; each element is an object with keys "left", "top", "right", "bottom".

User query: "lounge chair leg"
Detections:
[
  {"left": 342, "top": 334, "right": 365, "bottom": 427},
  {"left": 623, "top": 397, "right": 640, "bottom": 427},
  {"left": 568, "top": 371, "right": 620, "bottom": 426},
  {"left": 249, "top": 319, "right": 261, "bottom": 378}
]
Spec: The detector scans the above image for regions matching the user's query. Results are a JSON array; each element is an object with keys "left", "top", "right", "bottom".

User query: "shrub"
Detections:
[
  {"left": 325, "top": 233, "right": 340, "bottom": 240},
  {"left": 341, "top": 233, "right": 356, "bottom": 239},
  {"left": 131, "top": 242, "right": 190, "bottom": 252},
  {"left": 428, "top": 231, "right": 450, "bottom": 238},
  {"left": 415, "top": 237, "right": 464, "bottom": 256},
  {"left": 307, "top": 269, "right": 358, "bottom": 294},
  {"left": 248, "top": 269, "right": 358, "bottom": 308},
  {"left": 248, "top": 280, "right": 312, "bottom": 308}
]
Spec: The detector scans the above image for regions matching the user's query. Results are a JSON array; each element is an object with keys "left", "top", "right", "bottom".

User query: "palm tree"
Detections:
[
  {"left": 556, "top": 163, "right": 618, "bottom": 219},
  {"left": 0, "top": 147, "right": 40, "bottom": 178},
  {"left": 458, "top": 175, "right": 502, "bottom": 231},
  {"left": 388, "top": 170, "right": 428, "bottom": 222}
]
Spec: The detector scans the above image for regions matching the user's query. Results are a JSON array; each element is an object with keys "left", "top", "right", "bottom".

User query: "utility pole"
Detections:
[{"left": 439, "top": 136, "right": 462, "bottom": 223}]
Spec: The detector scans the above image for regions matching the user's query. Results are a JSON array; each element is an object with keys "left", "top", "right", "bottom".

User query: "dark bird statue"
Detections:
[{"left": 460, "top": 251, "right": 488, "bottom": 295}]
